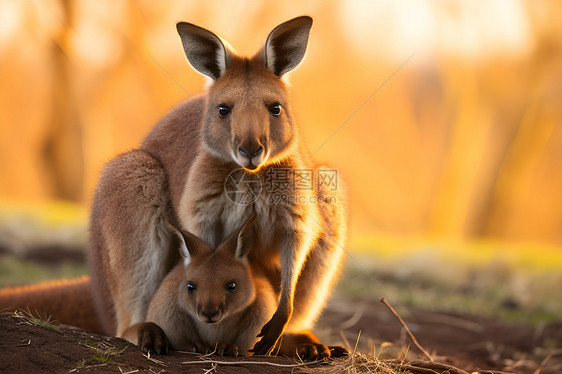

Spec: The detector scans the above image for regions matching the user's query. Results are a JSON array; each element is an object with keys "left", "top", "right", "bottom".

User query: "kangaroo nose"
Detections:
[
  {"left": 201, "top": 308, "right": 220, "bottom": 321},
  {"left": 238, "top": 145, "right": 263, "bottom": 158}
]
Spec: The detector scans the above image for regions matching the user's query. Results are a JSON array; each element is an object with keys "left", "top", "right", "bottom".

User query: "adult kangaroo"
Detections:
[{"left": 89, "top": 16, "right": 348, "bottom": 356}]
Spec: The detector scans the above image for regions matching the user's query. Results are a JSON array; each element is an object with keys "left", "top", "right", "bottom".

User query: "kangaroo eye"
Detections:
[
  {"left": 269, "top": 103, "right": 281, "bottom": 117},
  {"left": 187, "top": 283, "right": 197, "bottom": 294},
  {"left": 226, "top": 282, "right": 236, "bottom": 292},
  {"left": 218, "top": 104, "right": 231, "bottom": 118}
]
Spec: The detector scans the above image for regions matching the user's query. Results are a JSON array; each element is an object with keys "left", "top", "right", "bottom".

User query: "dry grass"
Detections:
[
  {"left": 294, "top": 300, "right": 471, "bottom": 374},
  {"left": 78, "top": 340, "right": 128, "bottom": 365},
  {"left": 297, "top": 353, "right": 401, "bottom": 374},
  {"left": 70, "top": 339, "right": 130, "bottom": 373},
  {"left": 10, "top": 308, "right": 62, "bottom": 333},
  {"left": 294, "top": 353, "right": 470, "bottom": 374},
  {"left": 173, "top": 327, "right": 469, "bottom": 374}
]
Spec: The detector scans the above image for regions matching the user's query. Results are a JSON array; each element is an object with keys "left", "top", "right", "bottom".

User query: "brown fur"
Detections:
[
  {"left": 86, "top": 15, "right": 349, "bottom": 355},
  {"left": 122, "top": 219, "right": 348, "bottom": 359},
  {"left": 123, "top": 218, "right": 277, "bottom": 356}
]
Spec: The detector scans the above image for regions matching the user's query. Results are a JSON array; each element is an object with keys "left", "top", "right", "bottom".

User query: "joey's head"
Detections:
[
  {"left": 168, "top": 215, "right": 257, "bottom": 324},
  {"left": 176, "top": 16, "right": 313, "bottom": 172}
]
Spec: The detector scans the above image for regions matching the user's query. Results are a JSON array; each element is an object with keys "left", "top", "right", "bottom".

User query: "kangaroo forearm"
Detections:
[
  {"left": 289, "top": 230, "right": 347, "bottom": 331},
  {"left": 270, "top": 223, "right": 319, "bottom": 334},
  {"left": 279, "top": 217, "right": 320, "bottom": 302}
]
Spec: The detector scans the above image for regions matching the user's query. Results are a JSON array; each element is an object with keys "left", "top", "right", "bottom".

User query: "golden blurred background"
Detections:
[{"left": 1, "top": 0, "right": 561, "bottom": 254}]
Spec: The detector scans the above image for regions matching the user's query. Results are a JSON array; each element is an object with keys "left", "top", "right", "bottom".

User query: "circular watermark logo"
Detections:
[{"left": 224, "top": 168, "right": 262, "bottom": 205}]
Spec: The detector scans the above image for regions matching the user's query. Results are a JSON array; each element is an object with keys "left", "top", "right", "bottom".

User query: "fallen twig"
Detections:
[
  {"left": 68, "top": 363, "right": 108, "bottom": 373},
  {"left": 181, "top": 358, "right": 325, "bottom": 368},
  {"left": 16, "top": 339, "right": 31, "bottom": 347},
  {"left": 407, "top": 359, "right": 470, "bottom": 374},
  {"left": 202, "top": 362, "right": 217, "bottom": 374},
  {"left": 380, "top": 298, "right": 433, "bottom": 362},
  {"left": 392, "top": 363, "right": 439, "bottom": 374},
  {"left": 533, "top": 351, "right": 553, "bottom": 374},
  {"left": 142, "top": 351, "right": 167, "bottom": 367},
  {"left": 118, "top": 367, "right": 139, "bottom": 374}
]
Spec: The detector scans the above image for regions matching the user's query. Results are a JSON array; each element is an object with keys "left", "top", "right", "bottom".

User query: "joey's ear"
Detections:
[
  {"left": 176, "top": 22, "right": 232, "bottom": 80},
  {"left": 167, "top": 221, "right": 205, "bottom": 265},
  {"left": 260, "top": 16, "right": 312, "bottom": 77},
  {"left": 235, "top": 214, "right": 257, "bottom": 260}
]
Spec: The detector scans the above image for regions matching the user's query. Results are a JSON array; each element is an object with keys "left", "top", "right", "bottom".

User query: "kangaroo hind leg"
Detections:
[{"left": 89, "top": 150, "right": 178, "bottom": 337}]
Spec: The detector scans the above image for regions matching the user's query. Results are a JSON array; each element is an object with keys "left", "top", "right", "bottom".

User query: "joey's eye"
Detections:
[
  {"left": 269, "top": 103, "right": 281, "bottom": 117},
  {"left": 218, "top": 104, "right": 231, "bottom": 118},
  {"left": 187, "top": 283, "right": 197, "bottom": 294},
  {"left": 226, "top": 282, "right": 236, "bottom": 293}
]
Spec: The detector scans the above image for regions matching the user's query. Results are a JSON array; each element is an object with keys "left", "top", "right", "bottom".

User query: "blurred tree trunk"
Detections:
[
  {"left": 43, "top": 0, "right": 84, "bottom": 202},
  {"left": 466, "top": 105, "right": 523, "bottom": 238}
]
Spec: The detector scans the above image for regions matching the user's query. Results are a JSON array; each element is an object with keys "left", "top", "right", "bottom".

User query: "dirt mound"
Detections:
[
  {"left": 2, "top": 300, "right": 560, "bottom": 374},
  {"left": 1, "top": 312, "right": 318, "bottom": 374}
]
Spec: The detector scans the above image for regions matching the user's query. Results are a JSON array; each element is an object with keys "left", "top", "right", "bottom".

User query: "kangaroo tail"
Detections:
[{"left": 0, "top": 276, "right": 104, "bottom": 334}]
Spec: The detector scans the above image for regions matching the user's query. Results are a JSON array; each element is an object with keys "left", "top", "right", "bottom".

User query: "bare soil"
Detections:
[
  {"left": 1, "top": 298, "right": 560, "bottom": 373},
  {"left": 323, "top": 297, "right": 562, "bottom": 373}
]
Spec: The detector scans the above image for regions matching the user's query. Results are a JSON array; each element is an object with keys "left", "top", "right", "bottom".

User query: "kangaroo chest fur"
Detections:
[
  {"left": 177, "top": 150, "right": 316, "bottom": 256},
  {"left": 140, "top": 99, "right": 318, "bottom": 265}
]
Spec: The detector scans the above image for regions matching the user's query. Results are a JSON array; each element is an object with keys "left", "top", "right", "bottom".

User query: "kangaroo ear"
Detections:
[
  {"left": 260, "top": 16, "right": 312, "bottom": 77},
  {"left": 167, "top": 221, "right": 204, "bottom": 266},
  {"left": 176, "top": 22, "right": 232, "bottom": 80},
  {"left": 235, "top": 214, "right": 257, "bottom": 260}
]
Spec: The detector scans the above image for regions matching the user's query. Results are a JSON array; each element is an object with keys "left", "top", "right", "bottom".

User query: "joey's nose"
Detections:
[
  {"left": 238, "top": 145, "right": 264, "bottom": 158},
  {"left": 201, "top": 308, "right": 220, "bottom": 322}
]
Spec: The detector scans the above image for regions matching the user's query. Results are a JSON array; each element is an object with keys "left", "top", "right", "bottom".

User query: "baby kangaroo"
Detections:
[
  {"left": 123, "top": 215, "right": 274, "bottom": 356},
  {"left": 123, "top": 215, "right": 345, "bottom": 359}
]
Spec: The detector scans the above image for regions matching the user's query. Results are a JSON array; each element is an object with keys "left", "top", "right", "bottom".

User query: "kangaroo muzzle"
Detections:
[
  {"left": 198, "top": 305, "right": 223, "bottom": 324},
  {"left": 235, "top": 138, "right": 268, "bottom": 171}
]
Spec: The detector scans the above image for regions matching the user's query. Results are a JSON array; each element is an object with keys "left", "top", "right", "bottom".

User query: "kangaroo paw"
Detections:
[
  {"left": 217, "top": 342, "right": 239, "bottom": 357},
  {"left": 296, "top": 343, "right": 330, "bottom": 360},
  {"left": 252, "top": 318, "right": 285, "bottom": 355},
  {"left": 273, "top": 330, "right": 344, "bottom": 360},
  {"left": 328, "top": 345, "right": 351, "bottom": 357},
  {"left": 136, "top": 322, "right": 171, "bottom": 355}
]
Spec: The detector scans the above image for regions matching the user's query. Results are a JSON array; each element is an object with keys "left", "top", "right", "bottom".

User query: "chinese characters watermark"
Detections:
[{"left": 225, "top": 168, "right": 338, "bottom": 205}]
